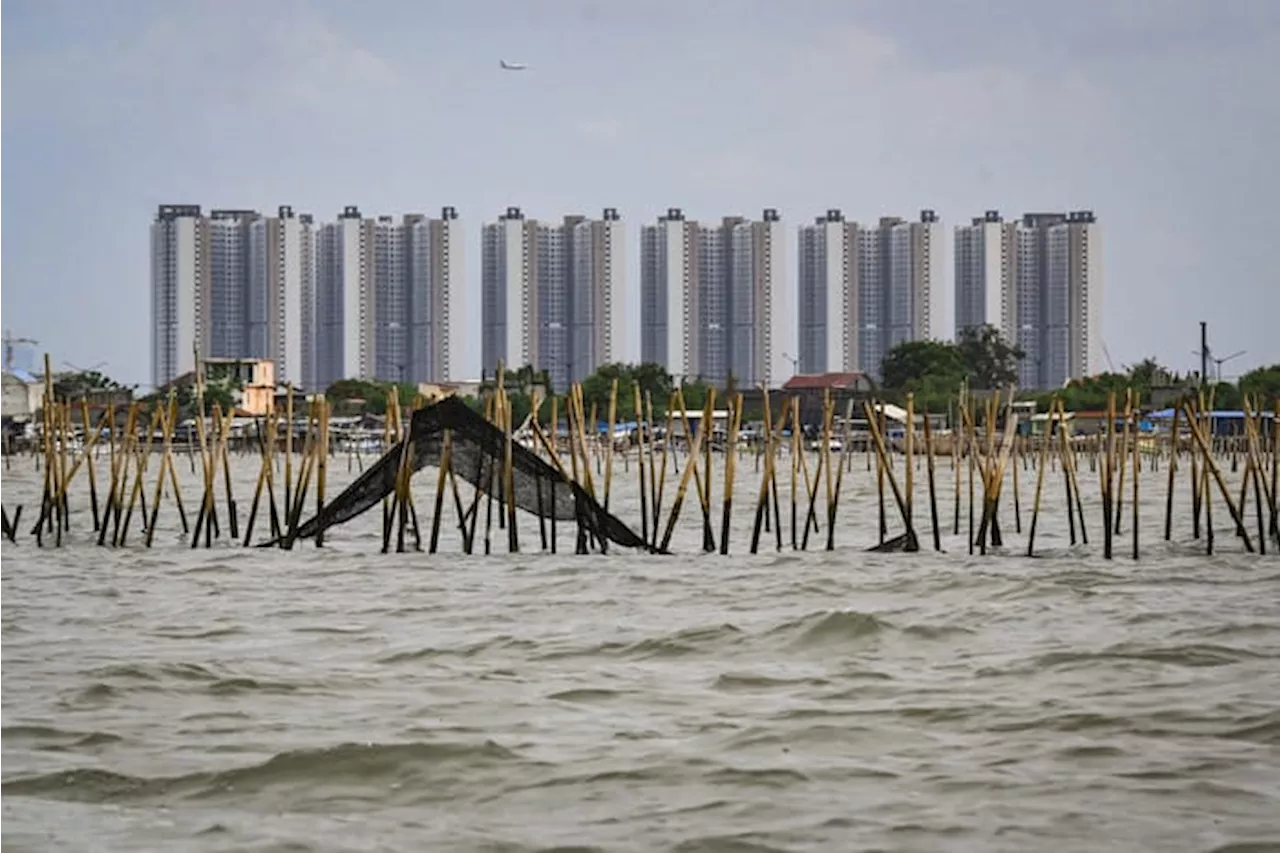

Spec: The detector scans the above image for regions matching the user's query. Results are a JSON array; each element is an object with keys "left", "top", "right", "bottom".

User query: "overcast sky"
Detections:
[{"left": 3, "top": 0, "right": 1277, "bottom": 387}]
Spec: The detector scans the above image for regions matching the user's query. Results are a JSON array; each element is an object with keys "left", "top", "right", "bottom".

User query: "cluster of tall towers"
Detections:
[{"left": 151, "top": 204, "right": 1100, "bottom": 392}]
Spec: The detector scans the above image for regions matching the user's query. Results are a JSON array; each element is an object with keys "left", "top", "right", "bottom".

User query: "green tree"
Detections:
[
  {"left": 881, "top": 340, "right": 967, "bottom": 392},
  {"left": 326, "top": 379, "right": 418, "bottom": 415},
  {"left": 1238, "top": 364, "right": 1280, "bottom": 408},
  {"left": 52, "top": 369, "right": 130, "bottom": 401},
  {"left": 580, "top": 362, "right": 675, "bottom": 420},
  {"left": 956, "top": 325, "right": 1025, "bottom": 389},
  {"left": 138, "top": 380, "right": 237, "bottom": 419}
]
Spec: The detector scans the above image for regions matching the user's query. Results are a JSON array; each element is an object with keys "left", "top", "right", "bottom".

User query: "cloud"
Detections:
[{"left": 4, "top": 0, "right": 399, "bottom": 126}]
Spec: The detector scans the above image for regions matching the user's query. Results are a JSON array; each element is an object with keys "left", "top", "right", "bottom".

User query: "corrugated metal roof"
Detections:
[
  {"left": 7, "top": 368, "right": 38, "bottom": 383},
  {"left": 781, "top": 372, "right": 869, "bottom": 391}
]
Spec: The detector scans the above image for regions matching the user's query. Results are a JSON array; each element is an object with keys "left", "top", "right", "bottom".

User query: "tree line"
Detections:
[{"left": 40, "top": 331, "right": 1280, "bottom": 426}]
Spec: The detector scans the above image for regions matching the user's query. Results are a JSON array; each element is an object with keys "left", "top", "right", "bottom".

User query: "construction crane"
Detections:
[{"left": 3, "top": 330, "right": 38, "bottom": 373}]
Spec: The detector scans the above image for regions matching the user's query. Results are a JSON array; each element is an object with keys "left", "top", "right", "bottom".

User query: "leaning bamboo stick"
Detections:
[
  {"left": 825, "top": 398, "right": 857, "bottom": 552},
  {"left": 604, "top": 378, "right": 618, "bottom": 512},
  {"left": 659, "top": 393, "right": 711, "bottom": 553},
  {"left": 1114, "top": 389, "right": 1132, "bottom": 535},
  {"left": 923, "top": 406, "right": 941, "bottom": 552},
  {"left": 1164, "top": 406, "right": 1180, "bottom": 541},
  {"left": 1183, "top": 400, "right": 1253, "bottom": 552},
  {"left": 315, "top": 396, "right": 328, "bottom": 547},
  {"left": 749, "top": 386, "right": 775, "bottom": 554},
  {"left": 504, "top": 389, "right": 518, "bottom": 554},
  {"left": 863, "top": 399, "right": 917, "bottom": 550},
  {"left": 718, "top": 394, "right": 743, "bottom": 555},
  {"left": 1131, "top": 403, "right": 1140, "bottom": 560},
  {"left": 1027, "top": 398, "right": 1058, "bottom": 556},
  {"left": 904, "top": 392, "right": 915, "bottom": 538}
]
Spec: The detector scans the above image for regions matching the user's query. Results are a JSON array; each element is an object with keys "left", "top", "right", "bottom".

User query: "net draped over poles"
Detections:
[{"left": 277, "top": 396, "right": 654, "bottom": 552}]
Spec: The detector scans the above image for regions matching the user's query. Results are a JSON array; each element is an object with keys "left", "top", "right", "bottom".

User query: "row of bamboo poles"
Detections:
[{"left": 4, "top": 357, "right": 1278, "bottom": 558}]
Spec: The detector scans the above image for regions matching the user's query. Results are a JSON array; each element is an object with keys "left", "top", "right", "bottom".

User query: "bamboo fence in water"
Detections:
[{"left": 3, "top": 356, "right": 1277, "bottom": 561}]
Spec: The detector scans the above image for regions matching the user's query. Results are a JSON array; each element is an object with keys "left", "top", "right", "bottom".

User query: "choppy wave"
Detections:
[
  {"left": 3, "top": 455, "right": 1280, "bottom": 851},
  {"left": 2, "top": 740, "right": 526, "bottom": 805}
]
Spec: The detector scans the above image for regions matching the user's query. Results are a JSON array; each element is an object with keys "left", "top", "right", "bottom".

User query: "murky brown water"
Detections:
[{"left": 3, "top": 450, "right": 1278, "bottom": 852}]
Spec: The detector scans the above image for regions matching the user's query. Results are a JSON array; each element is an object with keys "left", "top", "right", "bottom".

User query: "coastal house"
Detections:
[
  {"left": 201, "top": 358, "right": 276, "bottom": 416},
  {"left": 781, "top": 372, "right": 876, "bottom": 427},
  {"left": 2, "top": 368, "right": 43, "bottom": 423}
]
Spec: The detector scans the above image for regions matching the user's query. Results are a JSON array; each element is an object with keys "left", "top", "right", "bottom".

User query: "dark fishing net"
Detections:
[{"left": 277, "top": 396, "right": 653, "bottom": 552}]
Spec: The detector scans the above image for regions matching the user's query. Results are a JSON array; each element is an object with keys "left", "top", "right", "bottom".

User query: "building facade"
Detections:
[
  {"left": 248, "top": 206, "right": 315, "bottom": 387},
  {"left": 311, "top": 206, "right": 467, "bottom": 391},
  {"left": 151, "top": 204, "right": 315, "bottom": 389},
  {"left": 481, "top": 207, "right": 628, "bottom": 391},
  {"left": 797, "top": 209, "right": 946, "bottom": 381},
  {"left": 641, "top": 208, "right": 794, "bottom": 387},
  {"left": 956, "top": 210, "right": 1101, "bottom": 389},
  {"left": 954, "top": 210, "right": 1016, "bottom": 343}
]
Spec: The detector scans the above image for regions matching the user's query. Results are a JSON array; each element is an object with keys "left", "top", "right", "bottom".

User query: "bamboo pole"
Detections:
[
  {"left": 242, "top": 409, "right": 274, "bottom": 547},
  {"left": 315, "top": 396, "right": 328, "bottom": 547},
  {"left": 800, "top": 395, "right": 831, "bottom": 551},
  {"left": 96, "top": 403, "right": 129, "bottom": 546},
  {"left": 923, "top": 406, "right": 941, "bottom": 552},
  {"left": 429, "top": 429, "right": 453, "bottom": 553},
  {"left": 1131, "top": 403, "right": 1140, "bottom": 560},
  {"left": 604, "top": 378, "right": 618, "bottom": 512},
  {"left": 1164, "top": 406, "right": 1180, "bottom": 541},
  {"left": 217, "top": 406, "right": 238, "bottom": 542},
  {"left": 1183, "top": 400, "right": 1253, "bottom": 552},
  {"left": 953, "top": 386, "right": 965, "bottom": 536},
  {"left": 1101, "top": 391, "right": 1116, "bottom": 559},
  {"left": 145, "top": 394, "right": 178, "bottom": 546},
  {"left": 1242, "top": 397, "right": 1271, "bottom": 554},
  {"left": 633, "top": 384, "right": 649, "bottom": 548},
  {"left": 876, "top": 403, "right": 887, "bottom": 545},
  {"left": 659, "top": 391, "right": 711, "bottom": 553},
  {"left": 957, "top": 401, "right": 975, "bottom": 552},
  {"left": 1027, "top": 398, "right": 1057, "bottom": 556},
  {"left": 117, "top": 405, "right": 161, "bottom": 545},
  {"left": 190, "top": 350, "right": 216, "bottom": 549},
  {"left": 790, "top": 396, "right": 801, "bottom": 549},
  {"left": 652, "top": 395, "right": 675, "bottom": 548},
  {"left": 825, "top": 398, "right": 856, "bottom": 552},
  {"left": 646, "top": 392, "right": 663, "bottom": 547},
  {"left": 768, "top": 398, "right": 784, "bottom": 551},
  {"left": 284, "top": 400, "right": 318, "bottom": 550},
  {"left": 55, "top": 399, "right": 71, "bottom": 539},
  {"left": 749, "top": 386, "right": 775, "bottom": 554},
  {"left": 1114, "top": 389, "right": 1132, "bottom": 535},
  {"left": 863, "top": 399, "right": 918, "bottom": 550},
  {"left": 1011, "top": 432, "right": 1022, "bottom": 534},
  {"left": 904, "top": 392, "right": 915, "bottom": 539},
  {"left": 699, "top": 391, "right": 716, "bottom": 553},
  {"left": 718, "top": 394, "right": 743, "bottom": 555},
  {"left": 81, "top": 398, "right": 101, "bottom": 530},
  {"left": 1272, "top": 401, "right": 1279, "bottom": 546},
  {"left": 504, "top": 389, "right": 518, "bottom": 554}
]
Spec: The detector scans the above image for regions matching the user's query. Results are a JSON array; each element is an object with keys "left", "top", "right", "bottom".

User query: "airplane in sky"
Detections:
[{"left": 499, "top": 60, "right": 528, "bottom": 71}]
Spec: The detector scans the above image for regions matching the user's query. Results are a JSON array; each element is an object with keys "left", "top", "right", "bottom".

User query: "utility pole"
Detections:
[
  {"left": 1200, "top": 321, "right": 1209, "bottom": 387},
  {"left": 3, "top": 330, "right": 39, "bottom": 373}
]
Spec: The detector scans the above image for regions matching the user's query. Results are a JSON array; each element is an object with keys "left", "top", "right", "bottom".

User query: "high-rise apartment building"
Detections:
[
  {"left": 152, "top": 205, "right": 204, "bottom": 388},
  {"left": 955, "top": 210, "right": 1101, "bottom": 389},
  {"left": 641, "top": 208, "right": 794, "bottom": 387},
  {"left": 797, "top": 209, "right": 946, "bottom": 380},
  {"left": 481, "top": 207, "right": 628, "bottom": 391},
  {"left": 954, "top": 210, "right": 1016, "bottom": 344},
  {"left": 248, "top": 206, "right": 316, "bottom": 386},
  {"left": 151, "top": 204, "right": 314, "bottom": 388},
  {"left": 313, "top": 206, "right": 466, "bottom": 390}
]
